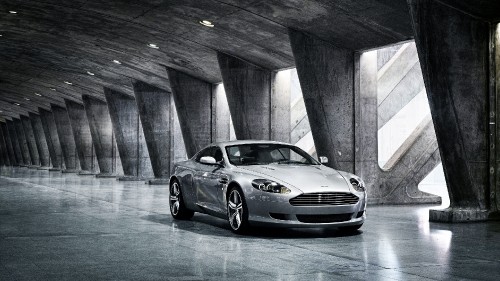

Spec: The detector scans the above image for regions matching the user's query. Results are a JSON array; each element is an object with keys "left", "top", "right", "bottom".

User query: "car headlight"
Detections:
[
  {"left": 251, "top": 179, "right": 291, "bottom": 194},
  {"left": 349, "top": 178, "right": 365, "bottom": 192}
]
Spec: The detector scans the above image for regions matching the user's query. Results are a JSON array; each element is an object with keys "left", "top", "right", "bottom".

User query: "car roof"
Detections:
[{"left": 213, "top": 139, "right": 293, "bottom": 148}]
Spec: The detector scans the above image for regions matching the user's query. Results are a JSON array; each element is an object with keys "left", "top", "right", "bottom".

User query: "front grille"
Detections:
[
  {"left": 289, "top": 192, "right": 359, "bottom": 206},
  {"left": 296, "top": 213, "right": 353, "bottom": 223}
]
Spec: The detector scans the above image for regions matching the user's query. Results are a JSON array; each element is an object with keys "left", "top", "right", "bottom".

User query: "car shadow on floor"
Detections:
[{"left": 143, "top": 213, "right": 362, "bottom": 239}]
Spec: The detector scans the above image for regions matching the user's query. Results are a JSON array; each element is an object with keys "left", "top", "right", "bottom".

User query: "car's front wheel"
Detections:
[
  {"left": 169, "top": 179, "right": 194, "bottom": 220},
  {"left": 227, "top": 187, "right": 249, "bottom": 234}
]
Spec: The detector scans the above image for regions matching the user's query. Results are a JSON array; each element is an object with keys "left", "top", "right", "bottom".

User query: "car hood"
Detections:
[{"left": 238, "top": 164, "right": 352, "bottom": 193}]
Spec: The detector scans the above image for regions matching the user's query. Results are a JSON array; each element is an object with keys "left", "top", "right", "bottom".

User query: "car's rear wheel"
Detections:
[
  {"left": 169, "top": 180, "right": 194, "bottom": 220},
  {"left": 227, "top": 187, "right": 249, "bottom": 234}
]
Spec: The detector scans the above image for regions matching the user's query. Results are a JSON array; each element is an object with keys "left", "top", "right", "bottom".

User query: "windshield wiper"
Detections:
[{"left": 273, "top": 160, "right": 309, "bottom": 165}]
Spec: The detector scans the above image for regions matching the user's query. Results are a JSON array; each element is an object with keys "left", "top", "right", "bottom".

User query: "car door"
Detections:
[{"left": 193, "top": 147, "right": 225, "bottom": 212}]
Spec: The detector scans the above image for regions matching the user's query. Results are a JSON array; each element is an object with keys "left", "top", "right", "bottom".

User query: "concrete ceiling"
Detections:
[{"left": 0, "top": 0, "right": 497, "bottom": 121}]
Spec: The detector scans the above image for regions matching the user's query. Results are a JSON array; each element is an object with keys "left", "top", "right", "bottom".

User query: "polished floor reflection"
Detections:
[{"left": 1, "top": 167, "right": 499, "bottom": 281}]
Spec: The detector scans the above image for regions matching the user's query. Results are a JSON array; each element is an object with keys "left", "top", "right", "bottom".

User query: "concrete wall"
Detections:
[
  {"left": 0, "top": 122, "right": 17, "bottom": 166},
  {"left": 133, "top": 81, "right": 172, "bottom": 181},
  {"left": 51, "top": 105, "right": 79, "bottom": 172},
  {"left": 21, "top": 115, "right": 40, "bottom": 167},
  {"left": 65, "top": 100, "right": 98, "bottom": 175},
  {"left": 28, "top": 113, "right": 51, "bottom": 168},
  {"left": 39, "top": 108, "right": 63, "bottom": 170},
  {"left": 0, "top": 123, "right": 9, "bottom": 166},
  {"left": 104, "top": 88, "right": 153, "bottom": 180},
  {"left": 82, "top": 95, "right": 121, "bottom": 177},
  {"left": 6, "top": 120, "right": 24, "bottom": 166},
  {"left": 166, "top": 68, "right": 213, "bottom": 158},
  {"left": 14, "top": 118, "right": 32, "bottom": 166}
]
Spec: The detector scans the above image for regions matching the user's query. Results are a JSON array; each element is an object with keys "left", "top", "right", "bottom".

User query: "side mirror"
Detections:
[
  {"left": 200, "top": 156, "right": 217, "bottom": 165},
  {"left": 319, "top": 156, "right": 328, "bottom": 164},
  {"left": 200, "top": 156, "right": 219, "bottom": 165}
]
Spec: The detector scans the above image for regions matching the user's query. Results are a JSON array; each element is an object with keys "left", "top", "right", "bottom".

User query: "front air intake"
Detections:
[{"left": 289, "top": 192, "right": 359, "bottom": 206}]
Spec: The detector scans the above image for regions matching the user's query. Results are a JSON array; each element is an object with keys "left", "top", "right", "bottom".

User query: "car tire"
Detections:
[
  {"left": 169, "top": 179, "right": 194, "bottom": 220},
  {"left": 227, "top": 186, "right": 249, "bottom": 234}
]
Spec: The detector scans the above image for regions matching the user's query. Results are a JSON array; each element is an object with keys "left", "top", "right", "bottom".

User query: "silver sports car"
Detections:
[{"left": 169, "top": 140, "right": 366, "bottom": 233}]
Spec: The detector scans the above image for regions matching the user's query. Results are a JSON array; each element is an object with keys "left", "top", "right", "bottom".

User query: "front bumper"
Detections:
[{"left": 245, "top": 192, "right": 366, "bottom": 228}]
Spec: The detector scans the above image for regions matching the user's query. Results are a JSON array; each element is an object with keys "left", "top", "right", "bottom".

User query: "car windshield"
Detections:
[{"left": 225, "top": 143, "right": 320, "bottom": 166}]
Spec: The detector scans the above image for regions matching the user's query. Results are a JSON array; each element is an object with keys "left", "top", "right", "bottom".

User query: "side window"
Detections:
[{"left": 195, "top": 147, "right": 213, "bottom": 162}]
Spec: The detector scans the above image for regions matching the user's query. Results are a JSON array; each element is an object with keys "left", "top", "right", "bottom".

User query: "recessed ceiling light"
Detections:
[
  {"left": 64, "top": 81, "right": 72, "bottom": 85},
  {"left": 87, "top": 71, "right": 95, "bottom": 76},
  {"left": 9, "top": 11, "right": 17, "bottom": 14},
  {"left": 14, "top": 103, "right": 20, "bottom": 106},
  {"left": 199, "top": 20, "right": 214, "bottom": 27},
  {"left": 113, "top": 59, "right": 122, "bottom": 65},
  {"left": 50, "top": 88, "right": 56, "bottom": 91},
  {"left": 0, "top": 34, "right": 3, "bottom": 37},
  {"left": 148, "top": 43, "right": 159, "bottom": 49},
  {"left": 24, "top": 98, "right": 30, "bottom": 101},
  {"left": 35, "top": 93, "right": 42, "bottom": 96}
]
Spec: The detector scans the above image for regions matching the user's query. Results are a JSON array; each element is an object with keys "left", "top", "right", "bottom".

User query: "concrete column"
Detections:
[
  {"left": 218, "top": 53, "right": 291, "bottom": 141},
  {"left": 104, "top": 88, "right": 153, "bottom": 180},
  {"left": 0, "top": 123, "right": 9, "bottom": 166},
  {"left": 14, "top": 118, "right": 32, "bottom": 166},
  {"left": 6, "top": 120, "right": 23, "bottom": 166},
  {"left": 28, "top": 113, "right": 51, "bottom": 168},
  {"left": 39, "top": 108, "right": 63, "bottom": 171},
  {"left": 211, "top": 84, "right": 232, "bottom": 142},
  {"left": 408, "top": 0, "right": 496, "bottom": 221},
  {"left": 289, "top": 29, "right": 355, "bottom": 173},
  {"left": 65, "top": 100, "right": 98, "bottom": 175},
  {"left": 170, "top": 97, "right": 187, "bottom": 173},
  {"left": 21, "top": 116, "right": 40, "bottom": 167},
  {"left": 82, "top": 95, "right": 119, "bottom": 177},
  {"left": 271, "top": 70, "right": 292, "bottom": 143},
  {"left": 133, "top": 81, "right": 171, "bottom": 184},
  {"left": 166, "top": 68, "right": 213, "bottom": 158},
  {"left": 1, "top": 122, "right": 17, "bottom": 166},
  {"left": 51, "top": 105, "right": 79, "bottom": 173}
]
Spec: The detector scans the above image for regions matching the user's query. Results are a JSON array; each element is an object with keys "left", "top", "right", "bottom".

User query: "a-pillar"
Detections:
[
  {"left": 408, "top": 0, "right": 499, "bottom": 221},
  {"left": 13, "top": 118, "right": 32, "bottom": 166},
  {"left": 289, "top": 30, "right": 355, "bottom": 173},
  {"left": 133, "top": 81, "right": 171, "bottom": 184},
  {"left": 21, "top": 115, "right": 40, "bottom": 167},
  {"left": 28, "top": 113, "right": 51, "bottom": 169},
  {"left": 0, "top": 122, "right": 17, "bottom": 166},
  {"left": 39, "top": 109, "right": 63, "bottom": 171},
  {"left": 6, "top": 120, "right": 24, "bottom": 166},
  {"left": 0, "top": 123, "right": 10, "bottom": 166},
  {"left": 104, "top": 88, "right": 153, "bottom": 181},
  {"left": 65, "top": 100, "right": 98, "bottom": 175},
  {"left": 51, "top": 105, "right": 79, "bottom": 173},
  {"left": 217, "top": 53, "right": 290, "bottom": 142},
  {"left": 82, "top": 95, "right": 120, "bottom": 178}
]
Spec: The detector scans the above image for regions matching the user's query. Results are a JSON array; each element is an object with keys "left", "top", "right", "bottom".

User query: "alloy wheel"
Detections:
[{"left": 228, "top": 189, "right": 243, "bottom": 230}]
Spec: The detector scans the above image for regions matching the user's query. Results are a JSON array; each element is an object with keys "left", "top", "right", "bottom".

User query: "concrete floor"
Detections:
[{"left": 1, "top": 167, "right": 499, "bottom": 281}]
